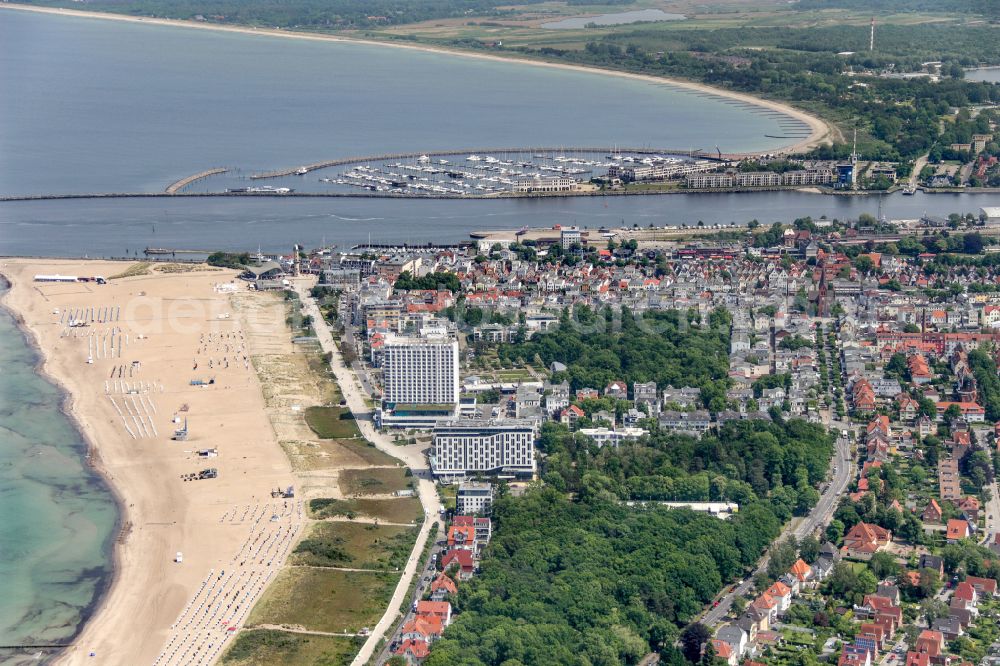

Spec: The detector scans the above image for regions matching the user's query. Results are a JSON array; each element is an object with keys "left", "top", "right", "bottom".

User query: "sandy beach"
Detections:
[
  {"left": 0, "top": 3, "right": 833, "bottom": 155},
  {"left": 0, "top": 260, "right": 300, "bottom": 665}
]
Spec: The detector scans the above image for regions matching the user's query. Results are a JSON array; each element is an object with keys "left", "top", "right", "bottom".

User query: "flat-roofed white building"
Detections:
[
  {"left": 431, "top": 419, "right": 536, "bottom": 480},
  {"left": 456, "top": 481, "right": 494, "bottom": 515}
]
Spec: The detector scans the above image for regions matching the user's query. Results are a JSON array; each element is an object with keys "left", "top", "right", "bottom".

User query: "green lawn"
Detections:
[
  {"left": 246, "top": 569, "right": 397, "bottom": 633},
  {"left": 291, "top": 521, "right": 419, "bottom": 570},
  {"left": 222, "top": 630, "right": 361, "bottom": 666},
  {"left": 339, "top": 467, "right": 412, "bottom": 496},
  {"left": 309, "top": 496, "right": 423, "bottom": 524},
  {"left": 304, "top": 406, "right": 362, "bottom": 439}
]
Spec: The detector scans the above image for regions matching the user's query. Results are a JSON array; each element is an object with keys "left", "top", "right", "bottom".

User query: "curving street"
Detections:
[
  {"left": 702, "top": 427, "right": 853, "bottom": 627},
  {"left": 293, "top": 279, "right": 444, "bottom": 666}
]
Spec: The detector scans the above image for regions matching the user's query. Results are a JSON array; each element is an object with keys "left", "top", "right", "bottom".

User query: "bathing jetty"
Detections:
[{"left": 165, "top": 168, "right": 228, "bottom": 194}]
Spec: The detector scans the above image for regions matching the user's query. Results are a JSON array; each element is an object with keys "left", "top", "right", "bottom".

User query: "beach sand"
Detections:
[
  {"left": 0, "top": 259, "right": 301, "bottom": 665},
  {"left": 0, "top": 3, "right": 833, "bottom": 155}
]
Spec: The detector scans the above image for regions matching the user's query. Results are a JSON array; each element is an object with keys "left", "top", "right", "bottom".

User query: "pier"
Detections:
[{"left": 165, "top": 168, "right": 228, "bottom": 194}]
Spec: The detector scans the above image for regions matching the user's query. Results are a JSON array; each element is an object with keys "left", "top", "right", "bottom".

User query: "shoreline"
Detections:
[
  {"left": 0, "top": 272, "right": 125, "bottom": 661},
  {"left": 0, "top": 3, "right": 832, "bottom": 155},
  {"left": 1, "top": 259, "right": 301, "bottom": 665}
]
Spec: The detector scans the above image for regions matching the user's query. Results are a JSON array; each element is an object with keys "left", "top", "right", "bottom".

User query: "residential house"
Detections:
[
  {"left": 440, "top": 548, "right": 475, "bottom": 580},
  {"left": 604, "top": 381, "right": 628, "bottom": 400},
  {"left": 415, "top": 600, "right": 452, "bottom": 627},
  {"left": 922, "top": 499, "right": 943, "bottom": 524},
  {"left": 958, "top": 496, "right": 980, "bottom": 522},
  {"left": 429, "top": 573, "right": 457, "bottom": 601},
  {"left": 716, "top": 625, "right": 748, "bottom": 659},
  {"left": 711, "top": 639, "right": 737, "bottom": 666},
  {"left": 841, "top": 522, "right": 893, "bottom": 560},
  {"left": 394, "top": 638, "right": 431, "bottom": 665},
  {"left": 789, "top": 559, "right": 814, "bottom": 587},
  {"left": 918, "top": 554, "right": 945, "bottom": 577},
  {"left": 946, "top": 518, "right": 971, "bottom": 543},
  {"left": 965, "top": 575, "right": 998, "bottom": 597},
  {"left": 400, "top": 615, "right": 444, "bottom": 643}
]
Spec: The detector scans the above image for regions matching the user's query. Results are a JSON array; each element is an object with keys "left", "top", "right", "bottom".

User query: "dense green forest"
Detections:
[
  {"left": 424, "top": 487, "right": 782, "bottom": 666},
  {"left": 540, "top": 418, "right": 833, "bottom": 521},
  {"left": 425, "top": 416, "right": 833, "bottom": 665},
  {"left": 498, "top": 306, "right": 731, "bottom": 408}
]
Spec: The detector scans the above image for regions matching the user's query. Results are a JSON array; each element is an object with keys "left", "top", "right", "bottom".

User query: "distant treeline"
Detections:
[
  {"left": 25, "top": 0, "right": 580, "bottom": 28},
  {"left": 502, "top": 21, "right": 1000, "bottom": 162},
  {"left": 797, "top": 0, "right": 998, "bottom": 19}
]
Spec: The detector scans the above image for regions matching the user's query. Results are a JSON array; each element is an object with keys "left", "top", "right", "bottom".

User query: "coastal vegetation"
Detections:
[
  {"left": 303, "top": 404, "right": 362, "bottom": 439},
  {"left": 291, "top": 521, "right": 419, "bottom": 569},
  {"left": 223, "top": 630, "right": 360, "bottom": 666},
  {"left": 338, "top": 467, "right": 412, "bottom": 496},
  {"left": 246, "top": 568, "right": 398, "bottom": 633},
  {"left": 309, "top": 496, "right": 423, "bottom": 523},
  {"left": 207, "top": 251, "right": 251, "bottom": 269}
]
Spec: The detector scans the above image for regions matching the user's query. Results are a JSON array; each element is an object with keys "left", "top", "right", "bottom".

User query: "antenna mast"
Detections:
[{"left": 870, "top": 16, "right": 875, "bottom": 51}]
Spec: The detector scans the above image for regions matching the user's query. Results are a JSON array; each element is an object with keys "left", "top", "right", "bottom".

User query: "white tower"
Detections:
[{"left": 870, "top": 17, "right": 875, "bottom": 51}]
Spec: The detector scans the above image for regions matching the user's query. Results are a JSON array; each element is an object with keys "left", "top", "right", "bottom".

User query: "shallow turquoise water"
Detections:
[{"left": 0, "top": 281, "right": 117, "bottom": 660}]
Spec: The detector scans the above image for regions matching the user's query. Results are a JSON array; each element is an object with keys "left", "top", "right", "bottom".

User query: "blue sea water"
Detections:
[{"left": 0, "top": 280, "right": 117, "bottom": 660}]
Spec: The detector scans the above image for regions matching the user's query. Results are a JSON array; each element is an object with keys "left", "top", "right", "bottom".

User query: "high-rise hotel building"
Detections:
[{"left": 378, "top": 330, "right": 459, "bottom": 428}]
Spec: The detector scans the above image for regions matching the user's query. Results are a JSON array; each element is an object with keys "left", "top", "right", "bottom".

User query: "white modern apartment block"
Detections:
[
  {"left": 378, "top": 330, "right": 460, "bottom": 428},
  {"left": 431, "top": 419, "right": 536, "bottom": 481},
  {"left": 456, "top": 481, "right": 494, "bottom": 515}
]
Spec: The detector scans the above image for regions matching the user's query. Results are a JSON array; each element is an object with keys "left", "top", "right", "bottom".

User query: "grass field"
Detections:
[
  {"left": 246, "top": 569, "right": 397, "bottom": 633},
  {"left": 339, "top": 467, "right": 412, "bottom": 496},
  {"left": 309, "top": 496, "right": 423, "bottom": 524},
  {"left": 304, "top": 406, "right": 362, "bottom": 439},
  {"left": 291, "top": 521, "right": 419, "bottom": 570},
  {"left": 222, "top": 630, "right": 361, "bottom": 666}
]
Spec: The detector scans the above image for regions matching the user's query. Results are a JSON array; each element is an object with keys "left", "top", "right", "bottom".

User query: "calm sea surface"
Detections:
[
  {"left": 0, "top": 280, "right": 117, "bottom": 659},
  {"left": 0, "top": 9, "right": 805, "bottom": 197}
]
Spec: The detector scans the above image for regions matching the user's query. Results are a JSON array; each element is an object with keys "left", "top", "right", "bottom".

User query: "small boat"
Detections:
[
  {"left": 144, "top": 247, "right": 173, "bottom": 255},
  {"left": 295, "top": 167, "right": 309, "bottom": 175},
  {"left": 902, "top": 185, "right": 917, "bottom": 195}
]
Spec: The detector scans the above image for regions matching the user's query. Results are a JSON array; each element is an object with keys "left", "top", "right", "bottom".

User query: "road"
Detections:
[
  {"left": 702, "top": 429, "right": 854, "bottom": 627},
  {"left": 293, "top": 279, "right": 444, "bottom": 666},
  {"left": 910, "top": 153, "right": 929, "bottom": 189},
  {"left": 982, "top": 478, "right": 1000, "bottom": 547}
]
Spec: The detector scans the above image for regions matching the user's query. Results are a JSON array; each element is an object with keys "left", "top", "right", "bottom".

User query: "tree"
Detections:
[
  {"left": 869, "top": 552, "right": 899, "bottom": 579},
  {"left": 943, "top": 403, "right": 963, "bottom": 426},
  {"left": 680, "top": 623, "right": 711, "bottom": 664},
  {"left": 732, "top": 596, "right": 748, "bottom": 616},
  {"left": 826, "top": 519, "right": 845, "bottom": 543},
  {"left": 799, "top": 535, "right": 821, "bottom": 564},
  {"left": 920, "top": 598, "right": 949, "bottom": 625},
  {"left": 963, "top": 233, "right": 984, "bottom": 255}
]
